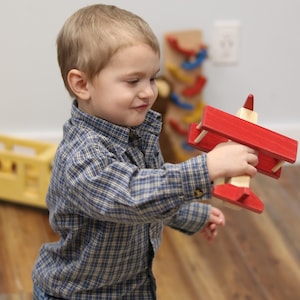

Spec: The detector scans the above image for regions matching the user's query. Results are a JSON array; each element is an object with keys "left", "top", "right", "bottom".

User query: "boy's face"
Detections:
[{"left": 81, "top": 43, "right": 160, "bottom": 127}]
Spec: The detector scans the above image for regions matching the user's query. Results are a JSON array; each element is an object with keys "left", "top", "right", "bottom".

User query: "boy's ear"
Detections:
[{"left": 67, "top": 69, "right": 90, "bottom": 100}]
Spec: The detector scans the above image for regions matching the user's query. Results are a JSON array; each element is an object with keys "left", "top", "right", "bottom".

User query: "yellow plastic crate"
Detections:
[{"left": 0, "top": 134, "right": 57, "bottom": 208}]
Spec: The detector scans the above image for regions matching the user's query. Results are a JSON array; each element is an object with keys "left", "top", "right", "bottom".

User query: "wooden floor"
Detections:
[{"left": 0, "top": 165, "right": 299, "bottom": 299}]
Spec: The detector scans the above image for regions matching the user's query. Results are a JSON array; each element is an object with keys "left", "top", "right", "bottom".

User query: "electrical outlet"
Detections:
[{"left": 212, "top": 20, "right": 240, "bottom": 64}]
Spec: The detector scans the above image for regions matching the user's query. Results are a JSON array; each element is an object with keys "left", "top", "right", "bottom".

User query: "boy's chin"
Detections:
[
  {"left": 128, "top": 120, "right": 145, "bottom": 127},
  {"left": 127, "top": 116, "right": 147, "bottom": 127}
]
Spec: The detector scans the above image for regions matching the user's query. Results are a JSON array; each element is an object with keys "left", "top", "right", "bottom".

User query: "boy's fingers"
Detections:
[
  {"left": 209, "top": 223, "right": 217, "bottom": 230},
  {"left": 210, "top": 214, "right": 225, "bottom": 226}
]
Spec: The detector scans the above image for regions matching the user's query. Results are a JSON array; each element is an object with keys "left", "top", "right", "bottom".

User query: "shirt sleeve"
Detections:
[
  {"left": 163, "top": 202, "right": 211, "bottom": 235},
  {"left": 60, "top": 144, "right": 212, "bottom": 224}
]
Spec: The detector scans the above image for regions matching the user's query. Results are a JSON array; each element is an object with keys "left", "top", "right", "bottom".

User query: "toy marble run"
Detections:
[
  {"left": 181, "top": 75, "right": 206, "bottom": 97},
  {"left": 0, "top": 134, "right": 57, "bottom": 208},
  {"left": 166, "top": 35, "right": 200, "bottom": 57},
  {"left": 187, "top": 94, "right": 298, "bottom": 213},
  {"left": 166, "top": 35, "right": 207, "bottom": 70}
]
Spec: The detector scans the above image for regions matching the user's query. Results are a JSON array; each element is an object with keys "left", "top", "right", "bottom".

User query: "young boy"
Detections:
[{"left": 32, "top": 4, "right": 258, "bottom": 299}]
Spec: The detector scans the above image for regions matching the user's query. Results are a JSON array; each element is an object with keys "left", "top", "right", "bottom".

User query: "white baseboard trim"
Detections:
[
  {"left": 3, "top": 124, "right": 300, "bottom": 164},
  {"left": 1, "top": 130, "right": 63, "bottom": 143}
]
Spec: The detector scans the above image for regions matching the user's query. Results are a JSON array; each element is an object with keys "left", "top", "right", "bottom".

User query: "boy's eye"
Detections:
[
  {"left": 126, "top": 76, "right": 157, "bottom": 85},
  {"left": 127, "top": 79, "right": 139, "bottom": 84}
]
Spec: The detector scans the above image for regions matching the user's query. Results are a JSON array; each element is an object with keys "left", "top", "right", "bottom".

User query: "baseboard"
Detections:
[
  {"left": 1, "top": 130, "right": 63, "bottom": 143},
  {"left": 4, "top": 124, "right": 300, "bottom": 164}
]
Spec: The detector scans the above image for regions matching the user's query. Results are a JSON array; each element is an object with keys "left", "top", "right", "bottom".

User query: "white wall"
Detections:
[{"left": 1, "top": 0, "right": 299, "bottom": 161}]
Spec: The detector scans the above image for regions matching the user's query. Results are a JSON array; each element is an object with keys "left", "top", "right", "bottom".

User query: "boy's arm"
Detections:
[
  {"left": 163, "top": 202, "right": 211, "bottom": 235},
  {"left": 62, "top": 146, "right": 213, "bottom": 224}
]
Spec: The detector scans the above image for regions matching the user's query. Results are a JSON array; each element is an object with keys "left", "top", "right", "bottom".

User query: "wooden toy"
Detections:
[
  {"left": 183, "top": 101, "right": 206, "bottom": 124},
  {"left": 166, "top": 64, "right": 194, "bottom": 84},
  {"left": 163, "top": 30, "right": 208, "bottom": 162},
  {"left": 0, "top": 134, "right": 57, "bottom": 208},
  {"left": 152, "top": 76, "right": 178, "bottom": 163},
  {"left": 181, "top": 48, "right": 207, "bottom": 70},
  {"left": 187, "top": 94, "right": 298, "bottom": 213},
  {"left": 168, "top": 118, "right": 189, "bottom": 136},
  {"left": 181, "top": 75, "right": 207, "bottom": 97},
  {"left": 166, "top": 35, "right": 199, "bottom": 57},
  {"left": 170, "top": 92, "right": 194, "bottom": 110}
]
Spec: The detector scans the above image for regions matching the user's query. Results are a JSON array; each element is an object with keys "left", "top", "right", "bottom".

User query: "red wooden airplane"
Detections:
[{"left": 187, "top": 94, "right": 298, "bottom": 213}]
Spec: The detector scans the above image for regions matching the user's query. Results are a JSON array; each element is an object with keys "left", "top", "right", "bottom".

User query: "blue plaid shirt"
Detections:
[{"left": 32, "top": 101, "right": 212, "bottom": 299}]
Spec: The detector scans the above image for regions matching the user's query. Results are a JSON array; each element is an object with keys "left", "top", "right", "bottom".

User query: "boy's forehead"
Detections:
[
  {"left": 105, "top": 47, "right": 160, "bottom": 76},
  {"left": 110, "top": 44, "right": 159, "bottom": 63}
]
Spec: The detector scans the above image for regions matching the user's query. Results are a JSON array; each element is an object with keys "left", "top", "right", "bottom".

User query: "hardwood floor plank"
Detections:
[
  {"left": 0, "top": 203, "right": 57, "bottom": 295},
  {"left": 223, "top": 209, "right": 299, "bottom": 300},
  {"left": 154, "top": 166, "right": 300, "bottom": 300},
  {"left": 154, "top": 220, "right": 272, "bottom": 300},
  {"left": 253, "top": 169, "right": 300, "bottom": 261}
]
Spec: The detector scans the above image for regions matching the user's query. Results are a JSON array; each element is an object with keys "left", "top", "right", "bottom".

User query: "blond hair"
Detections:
[{"left": 57, "top": 4, "right": 160, "bottom": 97}]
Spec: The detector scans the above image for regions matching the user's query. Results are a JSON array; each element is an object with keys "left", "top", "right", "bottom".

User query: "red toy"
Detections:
[
  {"left": 181, "top": 75, "right": 207, "bottom": 97},
  {"left": 187, "top": 94, "right": 298, "bottom": 213},
  {"left": 166, "top": 35, "right": 198, "bottom": 57}
]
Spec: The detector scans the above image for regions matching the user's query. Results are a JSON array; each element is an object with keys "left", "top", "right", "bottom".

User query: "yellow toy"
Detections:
[{"left": 0, "top": 134, "right": 57, "bottom": 208}]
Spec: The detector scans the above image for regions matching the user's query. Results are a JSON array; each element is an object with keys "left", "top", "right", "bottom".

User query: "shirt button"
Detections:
[{"left": 194, "top": 189, "right": 203, "bottom": 198}]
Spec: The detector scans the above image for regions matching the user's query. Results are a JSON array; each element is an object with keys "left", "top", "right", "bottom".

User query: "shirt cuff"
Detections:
[{"left": 179, "top": 153, "right": 212, "bottom": 202}]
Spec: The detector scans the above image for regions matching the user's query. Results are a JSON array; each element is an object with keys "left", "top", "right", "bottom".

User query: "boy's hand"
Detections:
[
  {"left": 201, "top": 206, "right": 225, "bottom": 241},
  {"left": 206, "top": 141, "right": 258, "bottom": 181}
]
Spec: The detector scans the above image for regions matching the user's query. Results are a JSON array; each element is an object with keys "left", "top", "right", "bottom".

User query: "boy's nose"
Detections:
[{"left": 139, "top": 83, "right": 156, "bottom": 99}]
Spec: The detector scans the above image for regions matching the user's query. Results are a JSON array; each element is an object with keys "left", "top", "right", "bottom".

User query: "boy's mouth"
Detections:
[{"left": 133, "top": 104, "right": 149, "bottom": 110}]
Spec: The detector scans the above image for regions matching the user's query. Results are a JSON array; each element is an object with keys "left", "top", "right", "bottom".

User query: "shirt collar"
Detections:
[{"left": 70, "top": 100, "right": 162, "bottom": 149}]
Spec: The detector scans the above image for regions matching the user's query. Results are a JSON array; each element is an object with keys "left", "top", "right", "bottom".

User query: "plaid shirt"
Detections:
[{"left": 32, "top": 101, "right": 212, "bottom": 299}]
